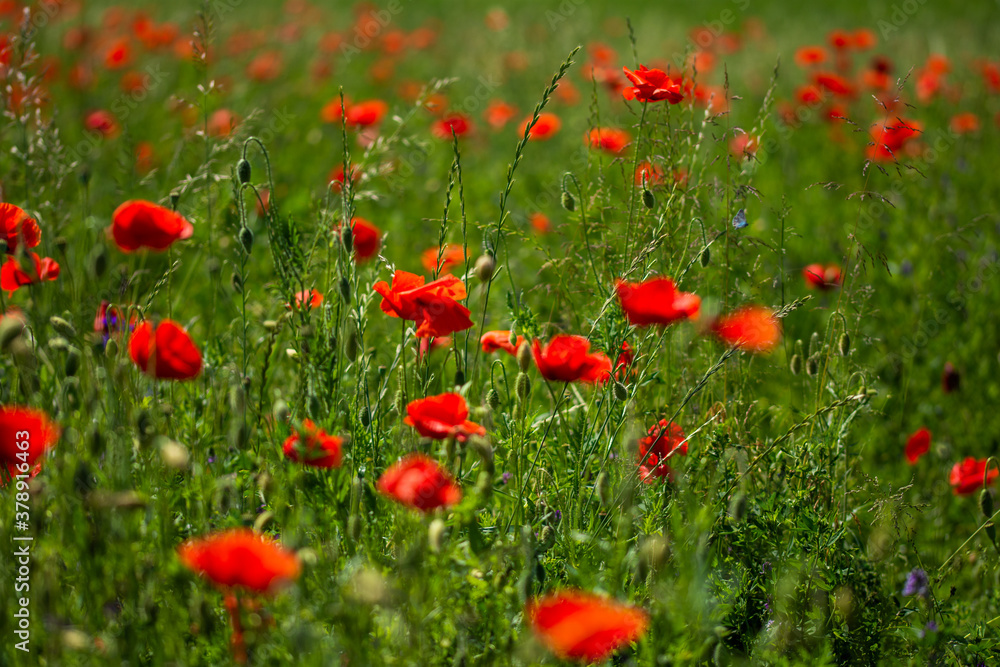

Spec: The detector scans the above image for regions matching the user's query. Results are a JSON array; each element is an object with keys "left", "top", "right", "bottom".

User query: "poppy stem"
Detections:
[
  {"left": 224, "top": 592, "right": 248, "bottom": 664},
  {"left": 622, "top": 101, "right": 648, "bottom": 277}
]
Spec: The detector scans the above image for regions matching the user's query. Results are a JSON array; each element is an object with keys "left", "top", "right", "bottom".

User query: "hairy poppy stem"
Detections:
[
  {"left": 224, "top": 593, "right": 248, "bottom": 664},
  {"left": 621, "top": 101, "right": 648, "bottom": 276}
]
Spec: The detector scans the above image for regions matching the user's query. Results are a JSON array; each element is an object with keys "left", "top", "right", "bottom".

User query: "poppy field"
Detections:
[{"left": 2, "top": 0, "right": 1000, "bottom": 664}]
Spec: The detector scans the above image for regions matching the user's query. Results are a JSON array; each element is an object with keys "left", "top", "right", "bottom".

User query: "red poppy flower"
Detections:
[
  {"left": 345, "top": 99, "right": 388, "bottom": 128},
  {"left": 586, "top": 127, "right": 631, "bottom": 155},
  {"left": 532, "top": 335, "right": 613, "bottom": 384},
  {"left": 417, "top": 335, "right": 451, "bottom": 361},
  {"left": 519, "top": 112, "right": 561, "bottom": 140},
  {"left": 110, "top": 200, "right": 194, "bottom": 252},
  {"left": 530, "top": 212, "right": 551, "bottom": 234},
  {"left": 827, "top": 29, "right": 852, "bottom": 50},
  {"left": 802, "top": 263, "right": 842, "bottom": 290},
  {"left": 710, "top": 306, "right": 781, "bottom": 353},
  {"left": 622, "top": 65, "right": 684, "bottom": 104},
  {"left": 616, "top": 277, "right": 701, "bottom": 327},
  {"left": 128, "top": 320, "right": 202, "bottom": 380},
  {"left": 867, "top": 117, "right": 922, "bottom": 161},
  {"left": 0, "top": 203, "right": 41, "bottom": 254},
  {"left": 178, "top": 528, "right": 300, "bottom": 593},
  {"left": 950, "top": 112, "right": 979, "bottom": 135},
  {"left": 94, "top": 300, "right": 135, "bottom": 337},
  {"left": 614, "top": 341, "right": 634, "bottom": 381},
  {"left": 377, "top": 453, "right": 462, "bottom": 512},
  {"left": 1, "top": 252, "right": 60, "bottom": 296},
  {"left": 905, "top": 427, "right": 931, "bottom": 465},
  {"left": 481, "top": 330, "right": 524, "bottom": 356},
  {"left": 813, "top": 71, "right": 854, "bottom": 97},
  {"left": 247, "top": 51, "right": 283, "bottom": 82},
  {"left": 342, "top": 217, "right": 381, "bottom": 262},
  {"left": 372, "top": 270, "right": 473, "bottom": 338},
  {"left": 85, "top": 109, "right": 120, "bottom": 138},
  {"left": 484, "top": 100, "right": 518, "bottom": 128},
  {"left": 526, "top": 589, "right": 649, "bottom": 663},
  {"left": 432, "top": 112, "right": 473, "bottom": 140},
  {"left": 420, "top": 244, "right": 466, "bottom": 275},
  {"left": 289, "top": 289, "right": 323, "bottom": 309},
  {"left": 320, "top": 95, "right": 350, "bottom": 123},
  {"left": 404, "top": 393, "right": 486, "bottom": 441},
  {"left": 942, "top": 362, "right": 960, "bottom": 393},
  {"left": 328, "top": 164, "right": 361, "bottom": 193},
  {"left": 794, "top": 46, "right": 828, "bottom": 68},
  {"left": 104, "top": 38, "right": 132, "bottom": 69},
  {"left": 637, "top": 419, "right": 688, "bottom": 483},
  {"left": 949, "top": 457, "right": 998, "bottom": 496},
  {"left": 0, "top": 406, "right": 60, "bottom": 482},
  {"left": 853, "top": 29, "right": 877, "bottom": 50},
  {"left": 634, "top": 161, "right": 664, "bottom": 187},
  {"left": 282, "top": 419, "right": 343, "bottom": 468},
  {"left": 207, "top": 108, "right": 239, "bottom": 137}
]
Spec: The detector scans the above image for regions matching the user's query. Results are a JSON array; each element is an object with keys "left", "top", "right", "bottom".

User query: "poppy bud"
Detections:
[
  {"left": 91, "top": 246, "right": 108, "bottom": 279},
  {"left": 48, "top": 336, "right": 69, "bottom": 351},
  {"left": 239, "top": 226, "right": 254, "bottom": 254},
  {"left": 981, "top": 488, "right": 994, "bottom": 519},
  {"left": 50, "top": 316, "right": 76, "bottom": 338},
  {"left": 104, "top": 337, "right": 119, "bottom": 359},
  {"left": 0, "top": 317, "right": 24, "bottom": 351},
  {"left": 345, "top": 326, "right": 359, "bottom": 361},
  {"left": 700, "top": 247, "right": 711, "bottom": 267},
  {"left": 516, "top": 342, "right": 532, "bottom": 372},
  {"left": 613, "top": 381, "right": 628, "bottom": 402},
  {"left": 231, "top": 272, "right": 243, "bottom": 293},
  {"left": 236, "top": 158, "right": 252, "bottom": 184},
  {"left": 65, "top": 346, "right": 81, "bottom": 377},
  {"left": 808, "top": 331, "right": 821, "bottom": 359},
  {"left": 838, "top": 332, "right": 851, "bottom": 356},
  {"left": 454, "top": 369, "right": 465, "bottom": 387},
  {"left": 341, "top": 224, "right": 354, "bottom": 254},
  {"left": 339, "top": 276, "right": 351, "bottom": 303},
  {"left": 428, "top": 518, "right": 446, "bottom": 553},
  {"left": 595, "top": 472, "right": 610, "bottom": 506},
  {"left": 728, "top": 493, "right": 747, "bottom": 521},
  {"left": 538, "top": 525, "right": 555, "bottom": 552},
  {"left": 561, "top": 190, "right": 575, "bottom": 212},
  {"left": 273, "top": 399, "right": 290, "bottom": 423},
  {"left": 515, "top": 372, "right": 530, "bottom": 401},
  {"left": 359, "top": 406, "right": 371, "bottom": 427},
  {"left": 642, "top": 187, "right": 655, "bottom": 209},
  {"left": 789, "top": 353, "right": 802, "bottom": 375},
  {"left": 474, "top": 254, "right": 495, "bottom": 282},
  {"left": 806, "top": 353, "right": 820, "bottom": 376},
  {"left": 169, "top": 191, "right": 180, "bottom": 210},
  {"left": 486, "top": 388, "right": 501, "bottom": 411}
]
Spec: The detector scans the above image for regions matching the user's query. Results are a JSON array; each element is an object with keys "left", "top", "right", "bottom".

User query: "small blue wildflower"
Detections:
[{"left": 903, "top": 568, "right": 929, "bottom": 598}]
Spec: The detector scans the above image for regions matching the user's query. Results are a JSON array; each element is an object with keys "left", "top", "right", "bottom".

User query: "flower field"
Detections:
[{"left": 1, "top": 0, "right": 1000, "bottom": 664}]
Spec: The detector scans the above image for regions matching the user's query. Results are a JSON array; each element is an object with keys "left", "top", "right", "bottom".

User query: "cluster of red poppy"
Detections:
[{"left": 0, "top": 203, "right": 60, "bottom": 297}]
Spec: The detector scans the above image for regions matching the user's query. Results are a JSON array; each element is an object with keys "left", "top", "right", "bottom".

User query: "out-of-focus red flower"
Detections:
[
  {"left": 638, "top": 419, "right": 688, "bottom": 483},
  {"left": 104, "top": 38, "right": 132, "bottom": 69},
  {"left": 1, "top": 253, "right": 60, "bottom": 296},
  {"left": 282, "top": 419, "right": 343, "bottom": 468},
  {"left": 519, "top": 112, "right": 561, "bottom": 140},
  {"left": 404, "top": 393, "right": 485, "bottom": 442},
  {"left": 795, "top": 46, "right": 828, "bottom": 68},
  {"left": 345, "top": 99, "right": 388, "bottom": 128},
  {"left": 827, "top": 30, "right": 852, "bottom": 50},
  {"left": 950, "top": 457, "right": 998, "bottom": 496},
  {"left": 530, "top": 212, "right": 550, "bottom": 234},
  {"left": 616, "top": 277, "right": 700, "bottom": 327},
  {"left": 289, "top": 289, "right": 323, "bottom": 309},
  {"left": 795, "top": 84, "right": 825, "bottom": 106},
  {"left": 246, "top": 51, "right": 283, "bottom": 82},
  {"left": 328, "top": 164, "right": 361, "bottom": 193},
  {"left": 532, "top": 335, "right": 613, "bottom": 384},
  {"left": 622, "top": 65, "right": 684, "bottom": 103},
  {"left": 942, "top": 362, "right": 960, "bottom": 393},
  {"left": 905, "top": 427, "right": 931, "bottom": 465},
  {"left": 526, "top": 589, "right": 649, "bottom": 663},
  {"left": 337, "top": 217, "right": 380, "bottom": 262},
  {"left": 178, "top": 528, "right": 300, "bottom": 593},
  {"left": 377, "top": 453, "right": 461, "bottom": 512},
  {"left": 614, "top": 340, "right": 634, "bottom": 381},
  {"left": 729, "top": 133, "right": 759, "bottom": 161},
  {"left": 484, "top": 100, "right": 518, "bottom": 129},
  {"left": 802, "top": 263, "right": 842, "bottom": 290},
  {"left": 481, "top": 330, "right": 524, "bottom": 356},
  {"left": 634, "top": 161, "right": 664, "bottom": 187},
  {"left": 586, "top": 127, "right": 631, "bottom": 155},
  {"left": 950, "top": 112, "right": 980, "bottom": 134},
  {"left": 134, "top": 141, "right": 156, "bottom": 174},
  {"left": 867, "top": 117, "right": 922, "bottom": 161},
  {"left": 813, "top": 71, "right": 854, "bottom": 97},
  {"left": 207, "top": 108, "right": 239, "bottom": 137},
  {"left": 320, "top": 95, "right": 351, "bottom": 123},
  {"left": 980, "top": 61, "right": 1000, "bottom": 94},
  {"left": 85, "top": 110, "right": 119, "bottom": 138},
  {"left": 0, "top": 203, "right": 41, "bottom": 254},
  {"left": 372, "top": 270, "right": 473, "bottom": 338},
  {"left": 128, "top": 320, "right": 202, "bottom": 381},
  {"left": 432, "top": 112, "right": 473, "bottom": 139},
  {"left": 94, "top": 300, "right": 135, "bottom": 337},
  {"left": 555, "top": 79, "right": 580, "bottom": 105},
  {"left": 0, "top": 406, "right": 60, "bottom": 482},
  {"left": 110, "top": 200, "right": 193, "bottom": 252},
  {"left": 852, "top": 29, "right": 877, "bottom": 50},
  {"left": 421, "top": 244, "right": 466, "bottom": 275},
  {"left": 710, "top": 305, "right": 781, "bottom": 353}
]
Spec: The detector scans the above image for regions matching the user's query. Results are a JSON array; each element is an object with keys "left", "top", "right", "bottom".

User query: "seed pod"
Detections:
[
  {"left": 561, "top": 190, "right": 575, "bottom": 212},
  {"left": 474, "top": 255, "right": 495, "bottom": 283},
  {"left": 700, "top": 247, "right": 711, "bottom": 267},
  {"left": 231, "top": 272, "right": 243, "bottom": 293},
  {"left": 359, "top": 406, "right": 371, "bottom": 428},
  {"left": 789, "top": 353, "right": 802, "bottom": 375},
  {"left": 104, "top": 338, "right": 119, "bottom": 359},
  {"left": 613, "top": 381, "right": 627, "bottom": 401},
  {"left": 538, "top": 526, "right": 555, "bottom": 552},
  {"left": 341, "top": 224, "right": 354, "bottom": 254},
  {"left": 515, "top": 372, "right": 530, "bottom": 402},
  {"left": 806, "top": 353, "right": 820, "bottom": 377},
  {"left": 339, "top": 276, "right": 351, "bottom": 303},
  {"left": 516, "top": 342, "right": 532, "bottom": 372},
  {"left": 981, "top": 488, "right": 994, "bottom": 519},
  {"left": 50, "top": 316, "right": 76, "bottom": 338},
  {"left": 239, "top": 226, "right": 254, "bottom": 254},
  {"left": 838, "top": 332, "right": 851, "bottom": 357},
  {"left": 48, "top": 336, "right": 69, "bottom": 351},
  {"left": 236, "top": 158, "right": 251, "bottom": 184},
  {"left": 642, "top": 188, "right": 655, "bottom": 209},
  {"left": 486, "top": 388, "right": 501, "bottom": 411}
]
